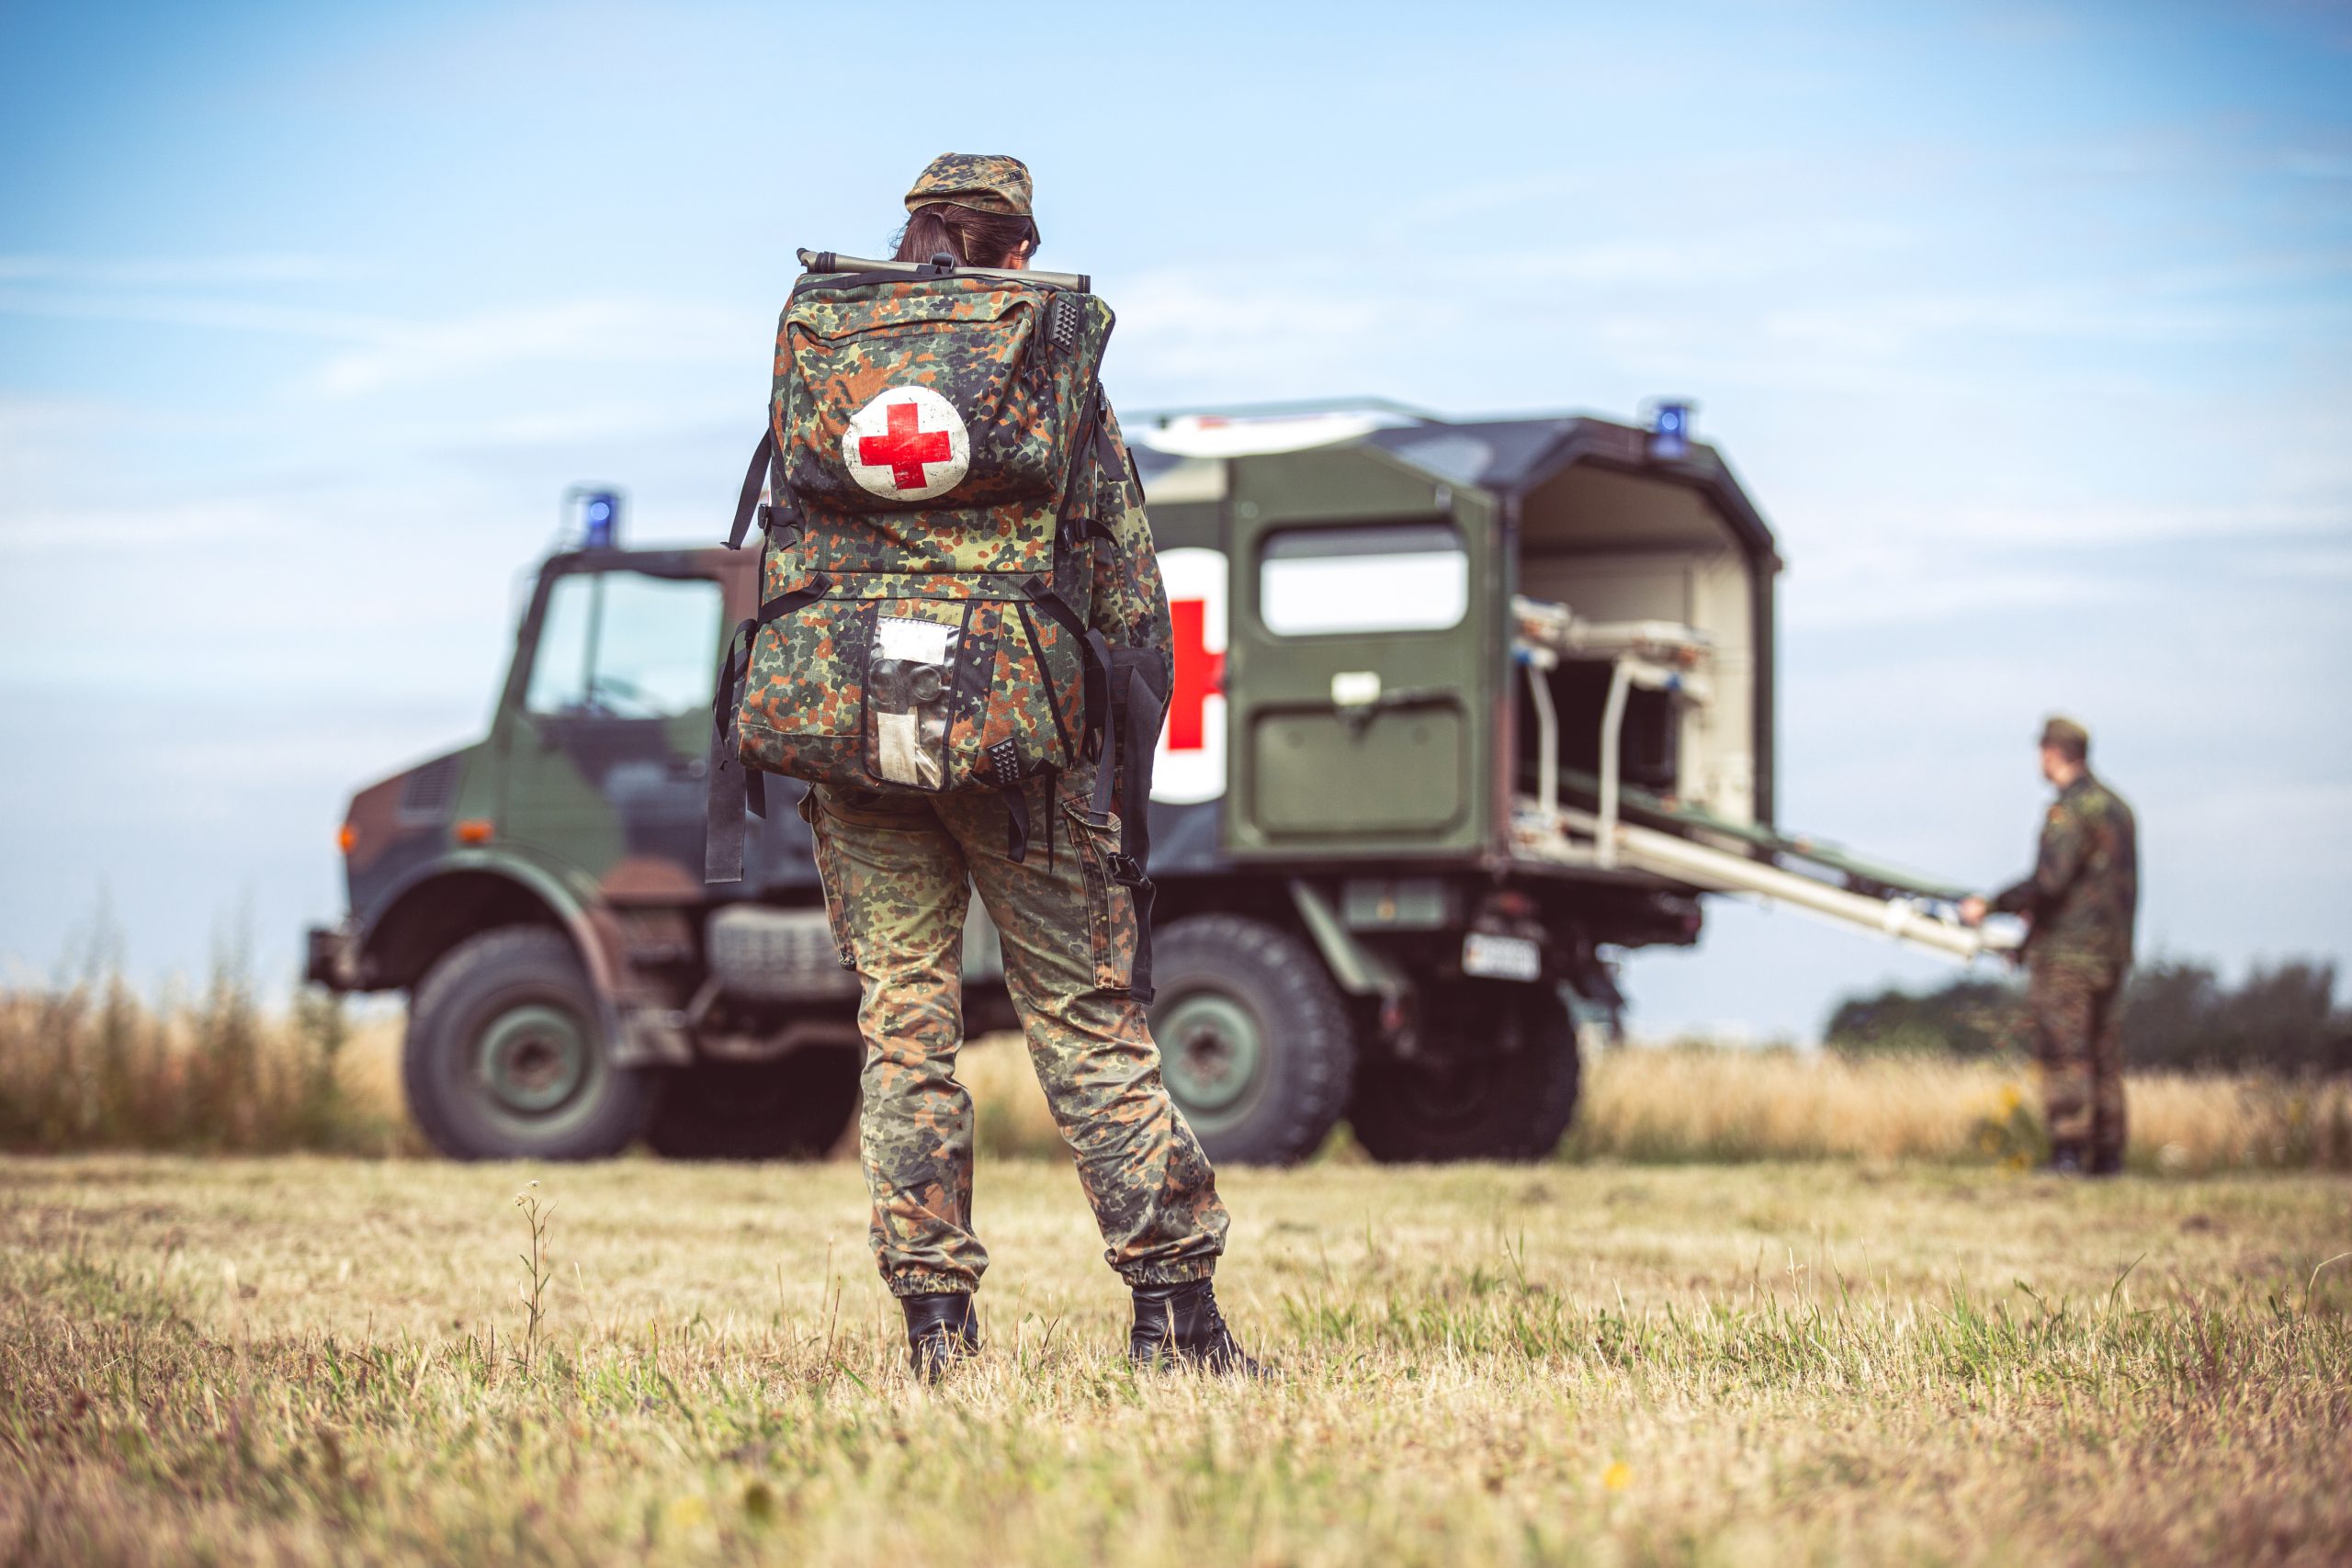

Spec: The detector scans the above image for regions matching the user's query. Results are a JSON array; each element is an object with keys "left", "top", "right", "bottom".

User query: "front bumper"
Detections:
[{"left": 305, "top": 922, "right": 357, "bottom": 990}]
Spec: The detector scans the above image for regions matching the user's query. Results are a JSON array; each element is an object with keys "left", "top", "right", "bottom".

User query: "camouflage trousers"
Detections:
[
  {"left": 2027, "top": 955, "right": 2128, "bottom": 1165},
  {"left": 802, "top": 766, "right": 1228, "bottom": 1298}
]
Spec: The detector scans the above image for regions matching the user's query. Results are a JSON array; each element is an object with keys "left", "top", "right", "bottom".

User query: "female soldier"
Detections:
[{"left": 807, "top": 153, "right": 1257, "bottom": 1379}]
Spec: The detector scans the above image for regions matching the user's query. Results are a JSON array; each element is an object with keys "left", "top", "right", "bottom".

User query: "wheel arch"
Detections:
[{"left": 358, "top": 858, "right": 615, "bottom": 999}]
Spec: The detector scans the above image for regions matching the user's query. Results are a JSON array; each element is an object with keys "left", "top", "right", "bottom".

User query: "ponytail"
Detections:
[{"left": 893, "top": 203, "right": 1035, "bottom": 268}]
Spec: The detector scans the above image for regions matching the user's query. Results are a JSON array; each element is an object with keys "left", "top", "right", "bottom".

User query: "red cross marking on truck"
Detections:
[
  {"left": 1169, "top": 597, "right": 1225, "bottom": 752},
  {"left": 857, "top": 399, "right": 954, "bottom": 491}
]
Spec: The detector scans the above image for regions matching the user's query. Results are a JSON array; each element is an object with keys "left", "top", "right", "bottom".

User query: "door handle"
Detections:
[{"left": 1330, "top": 671, "right": 1455, "bottom": 736}]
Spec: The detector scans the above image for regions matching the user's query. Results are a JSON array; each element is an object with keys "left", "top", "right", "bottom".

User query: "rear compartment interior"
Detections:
[{"left": 1510, "top": 463, "right": 1760, "bottom": 824}]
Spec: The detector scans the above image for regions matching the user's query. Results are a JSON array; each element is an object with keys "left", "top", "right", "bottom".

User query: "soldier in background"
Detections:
[{"left": 1961, "top": 716, "right": 2140, "bottom": 1176}]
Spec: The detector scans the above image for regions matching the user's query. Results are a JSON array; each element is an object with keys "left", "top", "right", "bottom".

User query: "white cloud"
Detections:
[
  {"left": 0, "top": 254, "right": 383, "bottom": 287},
  {"left": 1816, "top": 498, "right": 2352, "bottom": 556},
  {"left": 1787, "top": 554, "right": 2116, "bottom": 629},
  {"left": 0, "top": 287, "right": 388, "bottom": 341},
  {"left": 0, "top": 494, "right": 302, "bottom": 554},
  {"left": 0, "top": 281, "right": 757, "bottom": 400},
  {"left": 313, "top": 298, "right": 749, "bottom": 396},
  {"left": 1112, "top": 268, "right": 1432, "bottom": 400}
]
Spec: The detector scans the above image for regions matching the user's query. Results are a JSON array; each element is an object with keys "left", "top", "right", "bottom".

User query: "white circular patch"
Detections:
[{"left": 842, "top": 385, "right": 971, "bottom": 502}]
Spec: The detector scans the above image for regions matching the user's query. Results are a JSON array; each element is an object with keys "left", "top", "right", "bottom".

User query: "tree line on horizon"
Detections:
[{"left": 1826, "top": 957, "right": 2351, "bottom": 1076}]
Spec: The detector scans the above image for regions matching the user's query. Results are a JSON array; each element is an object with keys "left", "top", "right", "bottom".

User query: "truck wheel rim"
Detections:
[
  {"left": 1156, "top": 991, "right": 1264, "bottom": 1128},
  {"left": 476, "top": 1002, "right": 594, "bottom": 1118}
]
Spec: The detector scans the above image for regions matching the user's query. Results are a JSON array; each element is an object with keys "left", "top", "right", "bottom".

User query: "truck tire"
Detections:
[
  {"left": 644, "top": 1050, "right": 861, "bottom": 1161},
  {"left": 1149, "top": 914, "right": 1355, "bottom": 1167},
  {"left": 1348, "top": 982, "right": 1581, "bottom": 1163},
  {"left": 403, "top": 926, "right": 659, "bottom": 1160}
]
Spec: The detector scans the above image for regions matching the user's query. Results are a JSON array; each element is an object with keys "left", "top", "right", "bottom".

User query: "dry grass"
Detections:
[
  {"left": 2, "top": 1154, "right": 2346, "bottom": 1566},
  {"left": 952, "top": 1037, "right": 2352, "bottom": 1175},
  {"left": 6, "top": 980, "right": 2349, "bottom": 1173},
  {"left": 0, "top": 977, "right": 412, "bottom": 1156},
  {"left": 1562, "top": 1046, "right": 2352, "bottom": 1174}
]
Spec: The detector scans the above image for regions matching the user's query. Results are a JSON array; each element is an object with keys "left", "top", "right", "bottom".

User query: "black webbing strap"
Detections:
[
  {"left": 1020, "top": 576, "right": 1113, "bottom": 762},
  {"left": 704, "top": 620, "right": 758, "bottom": 884},
  {"left": 1091, "top": 648, "right": 1173, "bottom": 1000},
  {"left": 703, "top": 576, "right": 831, "bottom": 884},
  {"left": 1001, "top": 783, "right": 1031, "bottom": 863},
  {"left": 725, "top": 428, "right": 777, "bottom": 551}
]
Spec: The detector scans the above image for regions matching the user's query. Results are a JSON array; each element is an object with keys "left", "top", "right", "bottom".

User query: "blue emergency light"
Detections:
[
  {"left": 1648, "top": 400, "right": 1693, "bottom": 461},
  {"left": 581, "top": 491, "right": 620, "bottom": 548}
]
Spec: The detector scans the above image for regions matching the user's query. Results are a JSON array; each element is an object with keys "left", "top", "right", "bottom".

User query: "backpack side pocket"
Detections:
[{"left": 736, "top": 595, "right": 870, "bottom": 789}]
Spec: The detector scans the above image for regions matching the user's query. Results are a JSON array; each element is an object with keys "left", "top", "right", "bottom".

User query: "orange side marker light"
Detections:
[{"left": 454, "top": 818, "right": 496, "bottom": 845}]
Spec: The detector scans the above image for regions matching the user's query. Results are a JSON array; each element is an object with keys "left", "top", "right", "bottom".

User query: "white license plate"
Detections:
[{"left": 1461, "top": 931, "right": 1542, "bottom": 982}]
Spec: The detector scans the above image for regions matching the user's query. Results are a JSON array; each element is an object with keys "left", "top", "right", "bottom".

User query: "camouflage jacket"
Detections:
[{"left": 1993, "top": 773, "right": 2138, "bottom": 970}]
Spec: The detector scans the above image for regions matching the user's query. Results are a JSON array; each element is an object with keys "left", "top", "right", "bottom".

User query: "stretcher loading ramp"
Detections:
[{"left": 1512, "top": 596, "right": 2016, "bottom": 964}]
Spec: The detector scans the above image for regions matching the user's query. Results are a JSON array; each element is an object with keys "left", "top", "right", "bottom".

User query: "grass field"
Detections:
[
  {"left": 5, "top": 1154, "right": 2347, "bottom": 1565},
  {"left": 9, "top": 983, "right": 2350, "bottom": 1172}
]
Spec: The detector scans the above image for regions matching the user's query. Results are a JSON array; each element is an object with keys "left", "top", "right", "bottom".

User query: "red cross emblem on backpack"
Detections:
[{"left": 842, "top": 386, "right": 972, "bottom": 502}]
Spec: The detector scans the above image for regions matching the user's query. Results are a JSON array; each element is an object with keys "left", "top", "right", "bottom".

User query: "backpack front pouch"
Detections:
[
  {"left": 733, "top": 574, "right": 1085, "bottom": 797},
  {"left": 779, "top": 281, "right": 1072, "bottom": 518}
]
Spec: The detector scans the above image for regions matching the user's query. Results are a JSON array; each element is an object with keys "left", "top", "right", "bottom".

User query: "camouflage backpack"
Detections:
[{"left": 704, "top": 249, "right": 1141, "bottom": 883}]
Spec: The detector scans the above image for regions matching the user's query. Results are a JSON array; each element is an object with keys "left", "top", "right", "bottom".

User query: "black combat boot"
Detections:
[
  {"left": 2086, "top": 1146, "right": 2124, "bottom": 1179},
  {"left": 1129, "top": 1279, "right": 1265, "bottom": 1377},
  {"left": 2043, "top": 1141, "right": 2084, "bottom": 1176},
  {"left": 900, "top": 1292, "right": 978, "bottom": 1382}
]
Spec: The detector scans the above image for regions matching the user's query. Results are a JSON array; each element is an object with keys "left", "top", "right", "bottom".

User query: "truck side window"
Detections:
[
  {"left": 1259, "top": 521, "right": 1467, "bottom": 637},
  {"left": 524, "top": 570, "right": 723, "bottom": 720}
]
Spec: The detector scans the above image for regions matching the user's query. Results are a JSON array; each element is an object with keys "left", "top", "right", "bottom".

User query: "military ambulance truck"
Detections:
[{"left": 307, "top": 403, "right": 2008, "bottom": 1166}]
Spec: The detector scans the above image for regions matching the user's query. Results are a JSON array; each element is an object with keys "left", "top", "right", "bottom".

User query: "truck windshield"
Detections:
[
  {"left": 524, "top": 570, "right": 723, "bottom": 720},
  {"left": 1259, "top": 521, "right": 1467, "bottom": 637}
]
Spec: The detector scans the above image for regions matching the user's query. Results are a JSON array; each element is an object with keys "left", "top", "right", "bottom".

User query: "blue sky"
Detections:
[{"left": 2, "top": 0, "right": 2347, "bottom": 1037}]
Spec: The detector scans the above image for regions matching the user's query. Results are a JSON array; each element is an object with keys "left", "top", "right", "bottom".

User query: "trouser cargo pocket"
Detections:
[{"left": 1064, "top": 803, "right": 1136, "bottom": 994}]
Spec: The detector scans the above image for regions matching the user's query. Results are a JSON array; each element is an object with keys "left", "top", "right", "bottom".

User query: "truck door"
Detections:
[
  {"left": 495, "top": 558, "right": 727, "bottom": 900},
  {"left": 1222, "top": 450, "right": 1497, "bottom": 858}
]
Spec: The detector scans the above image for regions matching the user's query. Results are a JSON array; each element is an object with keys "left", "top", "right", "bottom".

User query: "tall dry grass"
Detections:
[
  {"left": 0, "top": 969, "right": 412, "bottom": 1156},
  {"left": 5, "top": 976, "right": 2346, "bottom": 1170},
  {"left": 955, "top": 1035, "right": 2352, "bottom": 1174},
  {"left": 1561, "top": 1044, "right": 2352, "bottom": 1173}
]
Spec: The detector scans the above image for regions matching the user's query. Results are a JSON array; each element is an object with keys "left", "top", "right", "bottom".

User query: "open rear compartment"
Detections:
[
  {"left": 1510, "top": 457, "right": 1773, "bottom": 837},
  {"left": 1499, "top": 439, "right": 2009, "bottom": 962}
]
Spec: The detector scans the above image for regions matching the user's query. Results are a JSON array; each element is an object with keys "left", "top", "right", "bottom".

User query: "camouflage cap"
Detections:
[
  {"left": 2040, "top": 715, "right": 2090, "bottom": 753},
  {"left": 905, "top": 153, "right": 1037, "bottom": 240}
]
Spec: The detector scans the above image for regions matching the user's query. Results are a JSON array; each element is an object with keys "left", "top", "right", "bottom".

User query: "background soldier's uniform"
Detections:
[
  {"left": 1993, "top": 772, "right": 2139, "bottom": 1168},
  {"left": 806, "top": 404, "right": 1230, "bottom": 1297}
]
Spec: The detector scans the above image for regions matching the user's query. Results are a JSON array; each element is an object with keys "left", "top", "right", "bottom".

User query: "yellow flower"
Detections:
[{"left": 1603, "top": 1461, "right": 1634, "bottom": 1493}]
